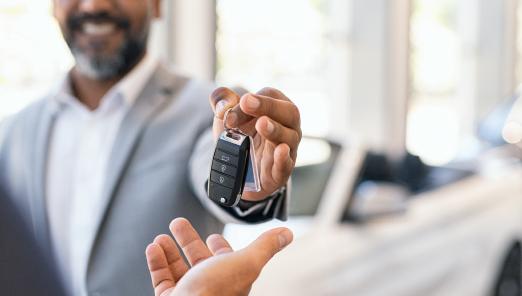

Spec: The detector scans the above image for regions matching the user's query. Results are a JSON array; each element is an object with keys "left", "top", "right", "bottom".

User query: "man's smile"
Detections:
[{"left": 82, "top": 22, "right": 118, "bottom": 37}]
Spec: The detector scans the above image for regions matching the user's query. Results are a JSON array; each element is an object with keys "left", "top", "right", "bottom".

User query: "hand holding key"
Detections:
[{"left": 209, "top": 87, "right": 302, "bottom": 202}]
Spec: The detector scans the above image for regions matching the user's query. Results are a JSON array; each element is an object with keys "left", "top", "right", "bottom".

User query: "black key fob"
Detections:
[{"left": 208, "top": 130, "right": 250, "bottom": 207}]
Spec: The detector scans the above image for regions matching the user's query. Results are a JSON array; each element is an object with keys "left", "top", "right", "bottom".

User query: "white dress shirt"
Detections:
[{"left": 46, "top": 54, "right": 158, "bottom": 296}]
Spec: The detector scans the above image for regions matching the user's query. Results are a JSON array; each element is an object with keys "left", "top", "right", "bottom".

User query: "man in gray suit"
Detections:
[{"left": 0, "top": 0, "right": 301, "bottom": 295}]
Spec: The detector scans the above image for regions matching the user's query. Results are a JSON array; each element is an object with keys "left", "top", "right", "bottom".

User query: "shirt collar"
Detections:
[
  {"left": 115, "top": 53, "right": 158, "bottom": 106},
  {"left": 52, "top": 54, "right": 158, "bottom": 109}
]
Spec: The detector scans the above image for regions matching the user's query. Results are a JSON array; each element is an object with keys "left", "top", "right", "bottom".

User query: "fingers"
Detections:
[
  {"left": 210, "top": 87, "right": 255, "bottom": 139},
  {"left": 206, "top": 234, "right": 234, "bottom": 255},
  {"left": 239, "top": 93, "right": 301, "bottom": 130},
  {"left": 255, "top": 142, "right": 294, "bottom": 194},
  {"left": 209, "top": 87, "right": 240, "bottom": 119},
  {"left": 153, "top": 234, "right": 189, "bottom": 282},
  {"left": 169, "top": 218, "right": 213, "bottom": 266},
  {"left": 146, "top": 243, "right": 176, "bottom": 296},
  {"left": 210, "top": 87, "right": 302, "bottom": 143},
  {"left": 224, "top": 104, "right": 256, "bottom": 132},
  {"left": 259, "top": 141, "right": 277, "bottom": 189},
  {"left": 243, "top": 227, "right": 293, "bottom": 271},
  {"left": 272, "top": 144, "right": 294, "bottom": 184},
  {"left": 256, "top": 87, "right": 291, "bottom": 102},
  {"left": 243, "top": 143, "right": 292, "bottom": 200},
  {"left": 255, "top": 116, "right": 300, "bottom": 158}
]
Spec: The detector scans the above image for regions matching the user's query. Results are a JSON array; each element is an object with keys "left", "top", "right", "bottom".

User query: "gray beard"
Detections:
[{"left": 72, "top": 47, "right": 126, "bottom": 81}]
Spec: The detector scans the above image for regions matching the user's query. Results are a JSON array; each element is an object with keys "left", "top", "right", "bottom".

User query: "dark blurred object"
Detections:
[
  {"left": 361, "top": 152, "right": 429, "bottom": 192},
  {"left": 492, "top": 242, "right": 521, "bottom": 296},
  {"left": 0, "top": 187, "right": 66, "bottom": 296},
  {"left": 289, "top": 138, "right": 342, "bottom": 216},
  {"left": 359, "top": 151, "right": 472, "bottom": 194}
]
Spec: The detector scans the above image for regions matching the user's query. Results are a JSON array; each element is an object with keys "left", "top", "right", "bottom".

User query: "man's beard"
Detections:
[
  {"left": 65, "top": 12, "right": 149, "bottom": 81},
  {"left": 70, "top": 36, "right": 147, "bottom": 81}
]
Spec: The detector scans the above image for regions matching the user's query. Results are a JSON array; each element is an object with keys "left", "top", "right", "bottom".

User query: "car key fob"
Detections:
[{"left": 208, "top": 130, "right": 250, "bottom": 207}]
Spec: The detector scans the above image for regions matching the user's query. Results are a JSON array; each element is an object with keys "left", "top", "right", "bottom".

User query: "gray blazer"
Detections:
[
  {"left": 0, "top": 65, "right": 287, "bottom": 296},
  {"left": 0, "top": 185, "right": 66, "bottom": 296}
]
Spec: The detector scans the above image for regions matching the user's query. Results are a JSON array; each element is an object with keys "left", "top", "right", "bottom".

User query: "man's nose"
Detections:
[{"left": 78, "top": 0, "right": 114, "bottom": 14}]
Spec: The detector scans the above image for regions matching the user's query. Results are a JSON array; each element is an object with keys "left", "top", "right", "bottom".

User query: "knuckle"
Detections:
[
  {"left": 167, "top": 256, "right": 184, "bottom": 267},
  {"left": 291, "top": 104, "right": 300, "bottom": 119},
  {"left": 180, "top": 236, "right": 200, "bottom": 250},
  {"left": 155, "top": 278, "right": 174, "bottom": 288},
  {"left": 263, "top": 97, "right": 275, "bottom": 115},
  {"left": 289, "top": 104, "right": 301, "bottom": 127},
  {"left": 261, "top": 174, "right": 274, "bottom": 188},
  {"left": 291, "top": 130, "right": 300, "bottom": 145},
  {"left": 268, "top": 118, "right": 281, "bottom": 137},
  {"left": 190, "top": 256, "right": 207, "bottom": 266},
  {"left": 258, "top": 87, "right": 278, "bottom": 97}
]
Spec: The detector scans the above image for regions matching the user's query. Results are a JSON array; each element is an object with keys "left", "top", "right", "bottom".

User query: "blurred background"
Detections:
[
  {"left": 1, "top": 0, "right": 522, "bottom": 295},
  {"left": 2, "top": 0, "right": 522, "bottom": 163}
]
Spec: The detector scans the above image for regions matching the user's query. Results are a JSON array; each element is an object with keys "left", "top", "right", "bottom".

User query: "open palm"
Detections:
[{"left": 145, "top": 218, "right": 293, "bottom": 296}]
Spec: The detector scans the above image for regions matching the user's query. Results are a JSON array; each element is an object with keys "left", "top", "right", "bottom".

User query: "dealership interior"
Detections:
[{"left": 1, "top": 0, "right": 522, "bottom": 295}]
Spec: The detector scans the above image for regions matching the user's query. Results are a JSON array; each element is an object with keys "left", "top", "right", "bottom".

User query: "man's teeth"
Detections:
[{"left": 83, "top": 23, "right": 116, "bottom": 35}]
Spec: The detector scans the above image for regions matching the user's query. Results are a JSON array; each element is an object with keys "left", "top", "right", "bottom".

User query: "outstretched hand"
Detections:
[{"left": 145, "top": 218, "right": 293, "bottom": 296}]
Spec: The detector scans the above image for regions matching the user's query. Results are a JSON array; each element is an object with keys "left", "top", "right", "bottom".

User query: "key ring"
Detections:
[
  {"left": 223, "top": 108, "right": 233, "bottom": 132},
  {"left": 223, "top": 108, "right": 246, "bottom": 135}
]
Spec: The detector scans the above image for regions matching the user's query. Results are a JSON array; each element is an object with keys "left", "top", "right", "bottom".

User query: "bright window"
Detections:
[
  {"left": 517, "top": 0, "right": 522, "bottom": 86},
  {"left": 215, "top": 0, "right": 332, "bottom": 137},
  {"left": 0, "top": 0, "right": 73, "bottom": 120},
  {"left": 408, "top": 0, "right": 462, "bottom": 165}
]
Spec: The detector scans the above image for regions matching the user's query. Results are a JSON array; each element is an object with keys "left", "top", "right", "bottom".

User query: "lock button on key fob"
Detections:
[{"left": 208, "top": 130, "right": 250, "bottom": 207}]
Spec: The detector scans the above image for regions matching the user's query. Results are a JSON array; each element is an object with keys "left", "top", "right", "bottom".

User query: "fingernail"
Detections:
[
  {"left": 278, "top": 229, "right": 293, "bottom": 249},
  {"left": 266, "top": 120, "right": 275, "bottom": 134},
  {"left": 246, "top": 94, "right": 260, "bottom": 110},
  {"left": 226, "top": 111, "right": 238, "bottom": 126},
  {"left": 216, "top": 100, "right": 228, "bottom": 114}
]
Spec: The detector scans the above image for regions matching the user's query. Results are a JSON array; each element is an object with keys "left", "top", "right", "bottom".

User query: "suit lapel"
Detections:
[
  {"left": 31, "top": 101, "right": 60, "bottom": 254},
  {"left": 86, "top": 66, "right": 186, "bottom": 263}
]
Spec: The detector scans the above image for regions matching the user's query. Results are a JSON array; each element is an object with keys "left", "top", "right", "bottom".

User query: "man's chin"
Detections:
[
  {"left": 72, "top": 51, "right": 125, "bottom": 81},
  {"left": 68, "top": 35, "right": 147, "bottom": 81}
]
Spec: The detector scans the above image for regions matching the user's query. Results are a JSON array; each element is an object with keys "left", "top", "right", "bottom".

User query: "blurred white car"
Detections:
[{"left": 224, "top": 97, "right": 522, "bottom": 296}]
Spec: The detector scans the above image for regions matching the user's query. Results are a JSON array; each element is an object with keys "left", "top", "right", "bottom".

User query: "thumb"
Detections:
[{"left": 243, "top": 227, "right": 293, "bottom": 271}]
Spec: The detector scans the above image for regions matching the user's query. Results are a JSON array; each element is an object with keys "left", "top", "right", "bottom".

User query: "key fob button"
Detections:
[
  {"left": 210, "top": 171, "right": 235, "bottom": 189},
  {"left": 208, "top": 130, "right": 250, "bottom": 208},
  {"left": 214, "top": 150, "right": 239, "bottom": 166},
  {"left": 208, "top": 181, "right": 233, "bottom": 205},
  {"left": 211, "top": 161, "right": 237, "bottom": 177}
]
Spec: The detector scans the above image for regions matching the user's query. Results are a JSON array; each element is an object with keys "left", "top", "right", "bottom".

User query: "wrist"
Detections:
[{"left": 239, "top": 186, "right": 286, "bottom": 210}]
